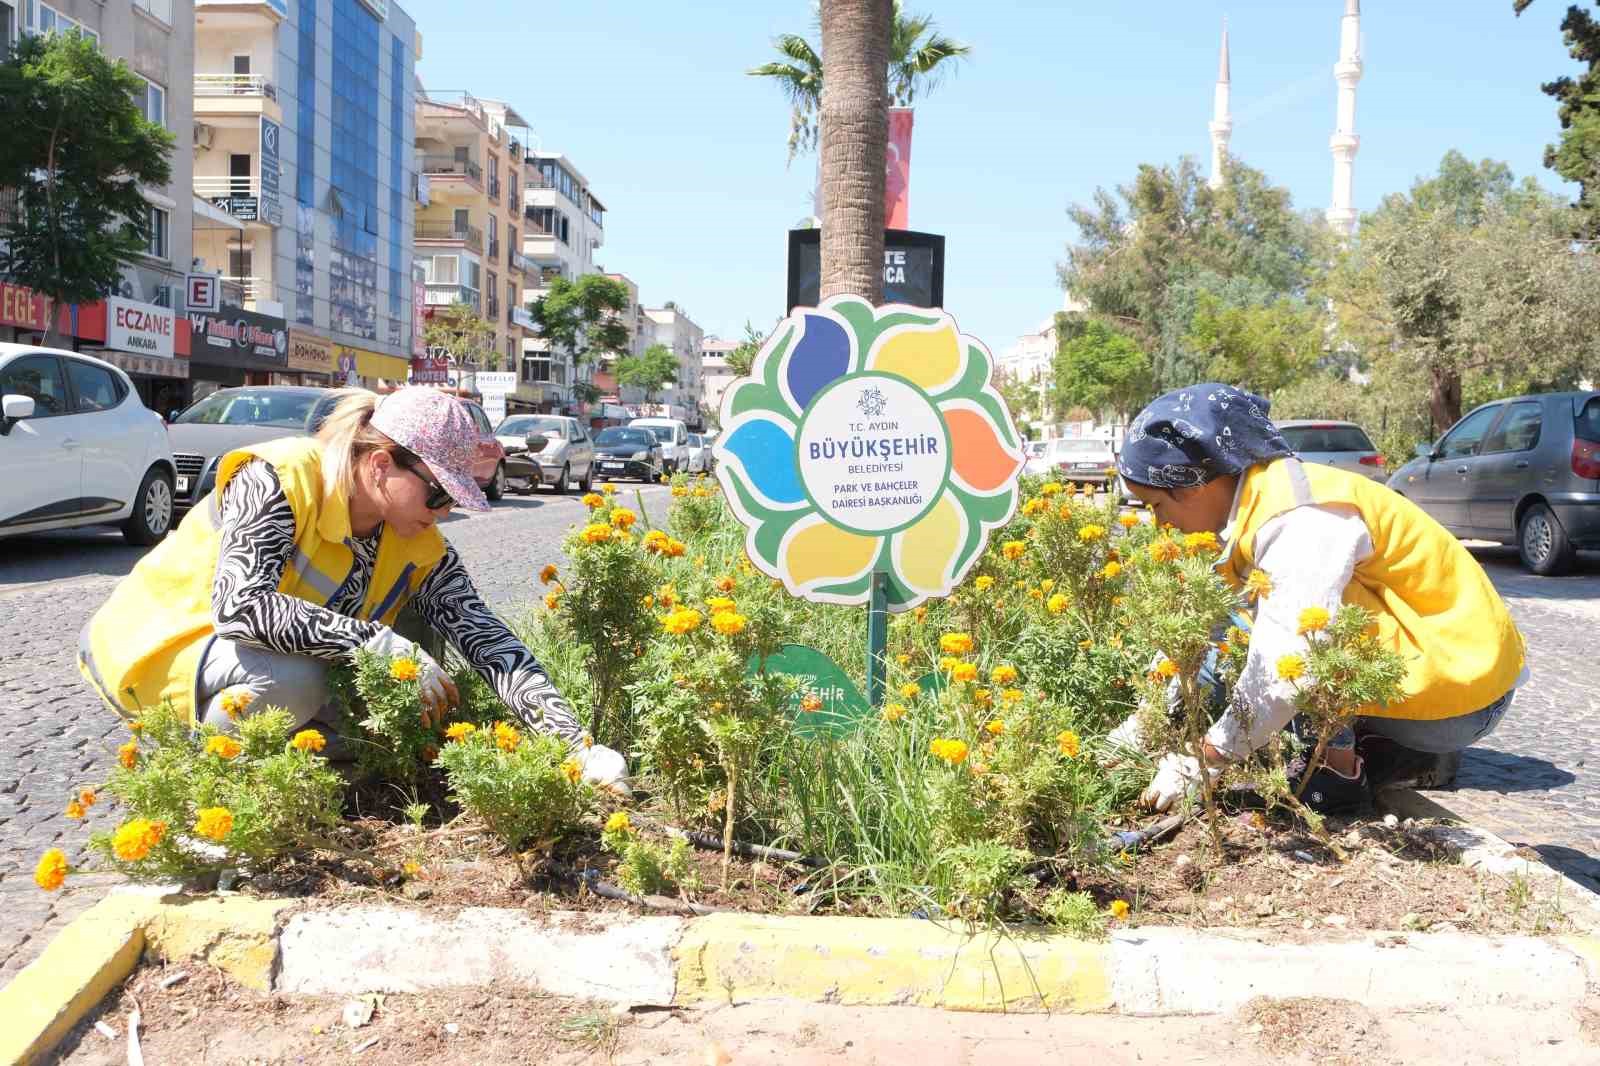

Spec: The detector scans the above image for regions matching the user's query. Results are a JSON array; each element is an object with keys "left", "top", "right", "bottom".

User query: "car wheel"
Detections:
[
  {"left": 577, "top": 462, "right": 593, "bottom": 493},
  {"left": 122, "top": 466, "right": 174, "bottom": 547},
  {"left": 486, "top": 462, "right": 506, "bottom": 502},
  {"left": 1518, "top": 502, "right": 1575, "bottom": 576}
]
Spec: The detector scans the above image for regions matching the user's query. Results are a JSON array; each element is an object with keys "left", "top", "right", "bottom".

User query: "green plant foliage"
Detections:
[{"left": 434, "top": 725, "right": 593, "bottom": 853}]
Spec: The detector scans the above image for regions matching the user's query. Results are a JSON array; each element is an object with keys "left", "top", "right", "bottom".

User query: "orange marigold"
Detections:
[
  {"left": 204, "top": 735, "right": 241, "bottom": 760},
  {"left": 34, "top": 848, "right": 68, "bottom": 891},
  {"left": 389, "top": 657, "right": 421, "bottom": 682},
  {"left": 194, "top": 807, "right": 234, "bottom": 842},
  {"left": 290, "top": 729, "right": 326, "bottom": 753}
]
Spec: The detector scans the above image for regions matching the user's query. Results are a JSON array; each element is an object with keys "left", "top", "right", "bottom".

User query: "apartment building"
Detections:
[
  {"left": 699, "top": 336, "right": 739, "bottom": 422},
  {"left": 640, "top": 303, "right": 704, "bottom": 427},
  {"left": 518, "top": 151, "right": 605, "bottom": 412},
  {"left": 412, "top": 92, "right": 532, "bottom": 376},
  {"left": 191, "top": 0, "right": 418, "bottom": 390}
]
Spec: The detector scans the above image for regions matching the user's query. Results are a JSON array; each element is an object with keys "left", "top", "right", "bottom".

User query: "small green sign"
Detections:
[{"left": 748, "top": 644, "right": 870, "bottom": 738}]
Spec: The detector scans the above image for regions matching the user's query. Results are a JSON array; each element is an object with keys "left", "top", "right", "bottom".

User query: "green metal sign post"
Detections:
[{"left": 866, "top": 569, "right": 889, "bottom": 708}]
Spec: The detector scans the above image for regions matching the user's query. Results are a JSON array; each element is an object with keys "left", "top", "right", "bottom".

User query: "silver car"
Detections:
[
  {"left": 497, "top": 414, "right": 594, "bottom": 495},
  {"left": 1275, "top": 420, "right": 1388, "bottom": 484},
  {"left": 1025, "top": 438, "right": 1119, "bottom": 490},
  {"left": 167, "top": 386, "right": 343, "bottom": 516},
  {"left": 685, "top": 432, "right": 713, "bottom": 474}
]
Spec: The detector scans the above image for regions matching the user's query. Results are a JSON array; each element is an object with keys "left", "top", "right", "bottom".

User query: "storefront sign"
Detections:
[
  {"left": 340, "top": 345, "right": 408, "bottom": 383},
  {"left": 412, "top": 281, "right": 426, "bottom": 356},
  {"left": 106, "top": 297, "right": 175, "bottom": 359},
  {"left": 337, "top": 349, "right": 360, "bottom": 387},
  {"left": 476, "top": 370, "right": 516, "bottom": 425},
  {"left": 188, "top": 304, "right": 288, "bottom": 368},
  {"left": 409, "top": 355, "right": 450, "bottom": 385},
  {"left": 185, "top": 273, "right": 220, "bottom": 313},
  {"left": 211, "top": 196, "right": 258, "bottom": 222},
  {"left": 96, "top": 349, "right": 188, "bottom": 380},
  {"left": 259, "top": 117, "right": 282, "bottom": 226},
  {"left": 0, "top": 282, "right": 52, "bottom": 332},
  {"left": 286, "top": 329, "right": 333, "bottom": 374}
]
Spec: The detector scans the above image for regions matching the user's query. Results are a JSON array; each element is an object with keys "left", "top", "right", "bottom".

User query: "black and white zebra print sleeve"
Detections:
[
  {"left": 212, "top": 460, "right": 384, "bottom": 659},
  {"left": 409, "top": 546, "right": 587, "bottom": 746}
]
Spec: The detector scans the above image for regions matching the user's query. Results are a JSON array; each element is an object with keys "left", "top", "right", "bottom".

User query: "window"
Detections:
[
  {"left": 144, "top": 206, "right": 169, "bottom": 259},
  {"left": 428, "top": 254, "right": 458, "bottom": 285},
  {"left": 1278, "top": 425, "right": 1377, "bottom": 453},
  {"left": 133, "top": 76, "right": 166, "bottom": 128},
  {"left": 65, "top": 360, "right": 120, "bottom": 412},
  {"left": 1437, "top": 405, "right": 1501, "bottom": 460},
  {"left": 0, "top": 2, "right": 15, "bottom": 51},
  {"left": 132, "top": 0, "right": 172, "bottom": 24},
  {"left": 28, "top": 2, "right": 97, "bottom": 44},
  {"left": 1482, "top": 402, "right": 1543, "bottom": 454},
  {"left": 0, "top": 354, "right": 66, "bottom": 416}
]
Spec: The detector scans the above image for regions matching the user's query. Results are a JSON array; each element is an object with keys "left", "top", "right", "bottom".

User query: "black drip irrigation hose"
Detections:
[
  {"left": 664, "top": 826, "right": 826, "bottom": 869},
  {"left": 542, "top": 859, "right": 731, "bottom": 917},
  {"left": 1102, "top": 809, "right": 1190, "bottom": 855}
]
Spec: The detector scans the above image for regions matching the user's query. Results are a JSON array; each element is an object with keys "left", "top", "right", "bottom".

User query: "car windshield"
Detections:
[
  {"left": 688, "top": 434, "right": 703, "bottom": 447},
  {"left": 635, "top": 425, "right": 675, "bottom": 443},
  {"left": 596, "top": 428, "right": 652, "bottom": 446},
  {"left": 500, "top": 416, "right": 565, "bottom": 437},
  {"left": 175, "top": 390, "right": 319, "bottom": 429},
  {"left": 1280, "top": 425, "right": 1376, "bottom": 452},
  {"left": 1052, "top": 440, "right": 1110, "bottom": 455}
]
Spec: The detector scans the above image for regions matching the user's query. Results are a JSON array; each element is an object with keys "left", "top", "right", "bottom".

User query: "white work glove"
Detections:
[
  {"left": 1139, "top": 752, "right": 1220, "bottom": 812},
  {"left": 1106, "top": 712, "right": 1145, "bottom": 755},
  {"left": 361, "top": 628, "right": 458, "bottom": 727},
  {"left": 577, "top": 743, "right": 632, "bottom": 797}
]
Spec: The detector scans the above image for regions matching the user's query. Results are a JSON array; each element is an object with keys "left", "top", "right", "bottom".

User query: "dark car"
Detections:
[
  {"left": 591, "top": 426, "right": 662, "bottom": 482},
  {"left": 1386, "top": 391, "right": 1600, "bottom": 574}
]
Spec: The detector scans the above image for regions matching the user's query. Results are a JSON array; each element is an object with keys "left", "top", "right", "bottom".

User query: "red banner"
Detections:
[
  {"left": 885, "top": 108, "right": 914, "bottom": 230},
  {"left": 0, "top": 282, "right": 53, "bottom": 332}
]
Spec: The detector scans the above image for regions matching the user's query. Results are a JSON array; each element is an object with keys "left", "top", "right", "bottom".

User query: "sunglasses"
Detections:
[{"left": 392, "top": 450, "right": 454, "bottom": 510}]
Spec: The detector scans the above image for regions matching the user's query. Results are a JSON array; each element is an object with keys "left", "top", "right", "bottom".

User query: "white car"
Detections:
[
  {"left": 496, "top": 414, "right": 594, "bottom": 494},
  {"left": 629, "top": 417, "right": 690, "bottom": 474},
  {"left": 1025, "top": 438, "right": 1119, "bottom": 487},
  {"left": 685, "top": 432, "right": 713, "bottom": 474},
  {"left": 0, "top": 343, "right": 176, "bottom": 545}
]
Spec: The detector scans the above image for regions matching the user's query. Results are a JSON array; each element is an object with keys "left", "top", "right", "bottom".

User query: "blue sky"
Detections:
[{"left": 405, "top": 0, "right": 1581, "bottom": 351}]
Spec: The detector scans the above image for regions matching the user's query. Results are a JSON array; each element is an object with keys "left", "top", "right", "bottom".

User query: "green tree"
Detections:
[
  {"left": 0, "top": 33, "right": 174, "bottom": 347},
  {"left": 1185, "top": 291, "right": 1326, "bottom": 394},
  {"left": 421, "top": 301, "right": 498, "bottom": 369},
  {"left": 529, "top": 274, "right": 631, "bottom": 369},
  {"left": 614, "top": 343, "right": 680, "bottom": 404},
  {"left": 749, "top": 1, "right": 971, "bottom": 163},
  {"left": 1514, "top": 0, "right": 1600, "bottom": 231},
  {"left": 1051, "top": 318, "right": 1153, "bottom": 426},
  {"left": 726, "top": 320, "right": 768, "bottom": 378}
]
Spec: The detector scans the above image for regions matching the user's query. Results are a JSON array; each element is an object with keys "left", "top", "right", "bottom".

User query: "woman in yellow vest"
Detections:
[
  {"left": 79, "top": 387, "right": 627, "bottom": 790},
  {"left": 1110, "top": 384, "right": 1524, "bottom": 811}
]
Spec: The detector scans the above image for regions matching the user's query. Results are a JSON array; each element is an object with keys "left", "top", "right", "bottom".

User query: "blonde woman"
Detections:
[{"left": 79, "top": 387, "right": 627, "bottom": 789}]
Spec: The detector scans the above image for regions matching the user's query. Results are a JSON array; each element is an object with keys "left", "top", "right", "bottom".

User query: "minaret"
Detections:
[
  {"left": 1326, "top": 0, "right": 1363, "bottom": 236},
  {"left": 1208, "top": 20, "right": 1232, "bottom": 190}
]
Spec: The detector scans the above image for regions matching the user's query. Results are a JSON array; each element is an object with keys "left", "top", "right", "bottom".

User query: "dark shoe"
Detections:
[
  {"left": 1359, "top": 735, "right": 1460, "bottom": 791},
  {"left": 1288, "top": 753, "right": 1371, "bottom": 813}
]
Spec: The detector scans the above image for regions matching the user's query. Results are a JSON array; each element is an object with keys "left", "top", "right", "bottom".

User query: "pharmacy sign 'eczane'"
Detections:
[{"left": 714, "top": 295, "right": 1025, "bottom": 611}]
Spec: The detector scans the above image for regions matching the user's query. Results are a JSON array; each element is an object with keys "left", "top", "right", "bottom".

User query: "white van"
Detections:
[{"left": 629, "top": 417, "right": 690, "bottom": 474}]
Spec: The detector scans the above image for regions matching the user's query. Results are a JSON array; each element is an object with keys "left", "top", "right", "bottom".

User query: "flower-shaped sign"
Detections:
[{"left": 714, "top": 296, "right": 1025, "bottom": 611}]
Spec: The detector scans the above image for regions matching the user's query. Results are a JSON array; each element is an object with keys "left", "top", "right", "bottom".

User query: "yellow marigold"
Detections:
[
  {"left": 1109, "top": 899, "right": 1130, "bottom": 920},
  {"left": 705, "top": 596, "right": 736, "bottom": 612},
  {"left": 1184, "top": 530, "right": 1221, "bottom": 556},
  {"left": 664, "top": 538, "right": 687, "bottom": 557},
  {"left": 711, "top": 610, "right": 748, "bottom": 635},
  {"left": 194, "top": 807, "right": 234, "bottom": 842},
  {"left": 580, "top": 523, "right": 613, "bottom": 544},
  {"left": 1021, "top": 498, "right": 1046, "bottom": 517},
  {"left": 1276, "top": 654, "right": 1306, "bottom": 682},
  {"left": 1001, "top": 540, "right": 1026, "bottom": 560},
  {"left": 670, "top": 484, "right": 688, "bottom": 498},
  {"left": 1047, "top": 592, "right": 1070, "bottom": 615},
  {"left": 1078, "top": 639, "right": 1094, "bottom": 651},
  {"left": 218, "top": 687, "right": 256, "bottom": 719},
  {"left": 1037, "top": 579, "right": 1054, "bottom": 594},
  {"left": 1119, "top": 849, "right": 1134, "bottom": 866},
  {"left": 913, "top": 605, "right": 927, "bottom": 622},
  {"left": 1002, "top": 687, "right": 1025, "bottom": 703},
  {"left": 128, "top": 719, "right": 144, "bottom": 734},
  {"left": 560, "top": 759, "right": 582, "bottom": 784},
  {"left": 1112, "top": 596, "right": 1127, "bottom": 608},
  {"left": 939, "top": 632, "right": 975, "bottom": 655},
  {"left": 661, "top": 607, "right": 703, "bottom": 635},
  {"left": 36, "top": 847, "right": 70, "bottom": 891},
  {"left": 990, "top": 664, "right": 1019, "bottom": 685},
  {"left": 389, "top": 657, "right": 421, "bottom": 682},
  {"left": 1155, "top": 658, "right": 1179, "bottom": 680},
  {"left": 1245, "top": 568, "right": 1274, "bottom": 601},
  {"left": 900, "top": 682, "right": 921, "bottom": 700},
  {"left": 1057, "top": 503, "right": 1073, "bottom": 519},
  {"left": 204, "top": 735, "right": 242, "bottom": 760},
  {"left": 1057, "top": 730, "right": 1081, "bottom": 758},
  {"left": 973, "top": 688, "right": 993, "bottom": 707},
  {"left": 539, "top": 564, "right": 559, "bottom": 584},
  {"left": 895, "top": 653, "right": 911, "bottom": 667},
  {"left": 290, "top": 729, "right": 326, "bottom": 753},
  {"left": 444, "top": 722, "right": 476, "bottom": 742},
  {"left": 882, "top": 702, "right": 907, "bottom": 722},
  {"left": 692, "top": 486, "right": 714, "bottom": 498},
  {"left": 939, "top": 655, "right": 961, "bottom": 674},
  {"left": 78, "top": 788, "right": 97, "bottom": 808},
  {"left": 1039, "top": 481, "right": 1063, "bottom": 497},
  {"left": 112, "top": 818, "right": 166, "bottom": 862},
  {"left": 601, "top": 483, "right": 617, "bottom": 495},
  {"left": 799, "top": 693, "right": 824, "bottom": 713},
  {"left": 581, "top": 492, "right": 604, "bottom": 509},
  {"left": 610, "top": 508, "right": 637, "bottom": 529},
  {"left": 951, "top": 661, "right": 978, "bottom": 683},
  {"left": 493, "top": 721, "right": 522, "bottom": 752},
  {"left": 1149, "top": 538, "right": 1182, "bottom": 564},
  {"left": 65, "top": 800, "right": 85, "bottom": 820},
  {"left": 1028, "top": 586, "right": 1044, "bottom": 600},
  {"left": 930, "top": 738, "right": 970, "bottom": 766},
  {"left": 658, "top": 585, "right": 678, "bottom": 609},
  {"left": 985, "top": 718, "right": 1006, "bottom": 736},
  {"left": 1100, "top": 561, "right": 1123, "bottom": 580},
  {"left": 605, "top": 811, "right": 632, "bottom": 834},
  {"left": 1218, "top": 642, "right": 1232, "bottom": 657},
  {"left": 544, "top": 591, "right": 561, "bottom": 611},
  {"left": 642, "top": 529, "right": 670, "bottom": 554},
  {"left": 1078, "top": 524, "right": 1106, "bottom": 543},
  {"left": 1296, "top": 606, "right": 1331, "bottom": 635},
  {"left": 714, "top": 575, "right": 736, "bottom": 593},
  {"left": 974, "top": 575, "right": 994, "bottom": 592},
  {"left": 1117, "top": 512, "right": 1140, "bottom": 529},
  {"left": 117, "top": 739, "right": 139, "bottom": 769}
]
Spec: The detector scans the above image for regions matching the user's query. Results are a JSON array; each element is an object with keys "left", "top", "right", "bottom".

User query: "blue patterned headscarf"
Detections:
[{"left": 1118, "top": 384, "right": 1294, "bottom": 489}]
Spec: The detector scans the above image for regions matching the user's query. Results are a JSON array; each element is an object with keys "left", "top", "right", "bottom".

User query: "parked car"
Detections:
[
  {"left": 1386, "top": 391, "right": 1600, "bottom": 574},
  {"left": 629, "top": 417, "right": 689, "bottom": 474},
  {"left": 496, "top": 414, "right": 593, "bottom": 494},
  {"left": 685, "top": 432, "right": 713, "bottom": 474},
  {"left": 169, "top": 386, "right": 507, "bottom": 514},
  {"left": 592, "top": 426, "right": 663, "bottom": 482},
  {"left": 0, "top": 343, "right": 176, "bottom": 545},
  {"left": 1276, "top": 420, "right": 1387, "bottom": 483},
  {"left": 1025, "top": 438, "right": 1120, "bottom": 495}
]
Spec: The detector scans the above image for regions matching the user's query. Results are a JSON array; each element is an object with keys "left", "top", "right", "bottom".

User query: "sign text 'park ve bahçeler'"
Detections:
[{"left": 713, "top": 295, "right": 1026, "bottom": 612}]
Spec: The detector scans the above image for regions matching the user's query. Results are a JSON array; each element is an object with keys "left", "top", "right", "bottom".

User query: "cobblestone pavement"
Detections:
[{"left": 0, "top": 483, "right": 671, "bottom": 983}]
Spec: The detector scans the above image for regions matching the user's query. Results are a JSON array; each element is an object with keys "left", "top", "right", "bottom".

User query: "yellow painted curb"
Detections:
[
  {"left": 1558, "top": 935, "right": 1600, "bottom": 978},
  {"left": 673, "top": 913, "right": 1112, "bottom": 1013},
  {"left": 141, "top": 895, "right": 295, "bottom": 992}
]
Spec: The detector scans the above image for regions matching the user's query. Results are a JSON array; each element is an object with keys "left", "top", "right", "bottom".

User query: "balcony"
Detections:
[
  {"left": 511, "top": 307, "right": 535, "bottom": 331},
  {"left": 420, "top": 155, "right": 483, "bottom": 185},
  {"left": 194, "top": 176, "right": 278, "bottom": 225},
  {"left": 508, "top": 250, "right": 530, "bottom": 274},
  {"left": 488, "top": 176, "right": 501, "bottom": 200},
  {"left": 195, "top": 74, "right": 277, "bottom": 100},
  {"left": 415, "top": 220, "right": 483, "bottom": 252},
  {"left": 222, "top": 276, "right": 267, "bottom": 302},
  {"left": 192, "top": 75, "right": 283, "bottom": 122},
  {"left": 424, "top": 283, "right": 481, "bottom": 312}
]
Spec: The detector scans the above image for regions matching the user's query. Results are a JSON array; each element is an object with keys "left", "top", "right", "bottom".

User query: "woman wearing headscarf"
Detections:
[
  {"left": 1113, "top": 384, "right": 1525, "bottom": 811},
  {"left": 79, "top": 387, "right": 628, "bottom": 790}
]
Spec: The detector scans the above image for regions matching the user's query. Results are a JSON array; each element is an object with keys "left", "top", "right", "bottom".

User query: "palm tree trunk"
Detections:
[{"left": 819, "top": 0, "right": 891, "bottom": 303}]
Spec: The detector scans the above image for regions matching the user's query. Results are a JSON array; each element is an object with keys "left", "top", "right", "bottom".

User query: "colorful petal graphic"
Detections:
[
  {"left": 780, "top": 513, "right": 879, "bottom": 591},
  {"left": 942, "top": 400, "right": 1026, "bottom": 495},
  {"left": 865, "top": 320, "right": 963, "bottom": 393},
  {"left": 783, "top": 313, "right": 852, "bottom": 413},
  {"left": 892, "top": 492, "right": 966, "bottom": 594},
  {"left": 719, "top": 415, "right": 805, "bottom": 507}
]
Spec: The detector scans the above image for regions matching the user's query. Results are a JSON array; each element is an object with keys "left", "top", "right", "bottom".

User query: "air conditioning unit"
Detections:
[{"left": 193, "top": 122, "right": 214, "bottom": 150}]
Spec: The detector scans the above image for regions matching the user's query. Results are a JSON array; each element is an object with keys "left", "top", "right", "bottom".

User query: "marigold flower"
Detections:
[
  {"left": 605, "top": 811, "right": 632, "bottom": 834},
  {"left": 913, "top": 605, "right": 927, "bottom": 622},
  {"left": 985, "top": 718, "right": 1005, "bottom": 736},
  {"left": 642, "top": 529, "right": 671, "bottom": 554},
  {"left": 1078, "top": 639, "right": 1094, "bottom": 651},
  {"left": 128, "top": 719, "right": 144, "bottom": 734},
  {"left": 973, "top": 688, "right": 993, "bottom": 707},
  {"left": 78, "top": 788, "right": 97, "bottom": 808},
  {"left": 1028, "top": 586, "right": 1044, "bottom": 600},
  {"left": 1296, "top": 606, "right": 1331, "bottom": 635},
  {"left": 1184, "top": 530, "right": 1221, "bottom": 556},
  {"left": 895, "top": 653, "right": 911, "bottom": 667},
  {"left": 939, "top": 632, "right": 975, "bottom": 655},
  {"left": 1078, "top": 524, "right": 1106, "bottom": 543},
  {"left": 1155, "top": 658, "right": 1179, "bottom": 680},
  {"left": 65, "top": 800, "right": 85, "bottom": 820},
  {"left": 444, "top": 722, "right": 476, "bottom": 742},
  {"left": 1118, "top": 512, "right": 1140, "bottom": 529},
  {"left": 117, "top": 739, "right": 139, "bottom": 769},
  {"left": 1111, "top": 596, "right": 1127, "bottom": 608},
  {"left": 1100, "top": 561, "right": 1123, "bottom": 580},
  {"left": 661, "top": 607, "right": 703, "bottom": 635},
  {"left": 664, "top": 538, "right": 687, "bottom": 557},
  {"left": 658, "top": 585, "right": 678, "bottom": 609},
  {"left": 692, "top": 486, "right": 713, "bottom": 498},
  {"left": 601, "top": 483, "right": 617, "bottom": 495},
  {"left": 493, "top": 721, "right": 522, "bottom": 752},
  {"left": 539, "top": 564, "right": 559, "bottom": 584},
  {"left": 35, "top": 847, "right": 69, "bottom": 891},
  {"left": 1226, "top": 625, "right": 1247, "bottom": 646},
  {"left": 580, "top": 523, "right": 613, "bottom": 544},
  {"left": 900, "top": 682, "right": 921, "bottom": 700},
  {"left": 671, "top": 484, "right": 688, "bottom": 498},
  {"left": 882, "top": 702, "right": 907, "bottom": 722},
  {"left": 930, "top": 737, "right": 970, "bottom": 766},
  {"left": 705, "top": 596, "right": 736, "bottom": 612},
  {"left": 290, "top": 729, "right": 326, "bottom": 753},
  {"left": 951, "top": 662, "right": 978, "bottom": 683},
  {"left": 714, "top": 575, "right": 737, "bottom": 593},
  {"left": 1057, "top": 730, "right": 1081, "bottom": 758},
  {"left": 581, "top": 492, "right": 604, "bottom": 509},
  {"left": 974, "top": 575, "right": 994, "bottom": 592},
  {"left": 1001, "top": 687, "right": 1025, "bottom": 703},
  {"left": 194, "top": 807, "right": 234, "bottom": 842},
  {"left": 1039, "top": 481, "right": 1063, "bottom": 497},
  {"left": 1001, "top": 540, "right": 1026, "bottom": 560},
  {"left": 799, "top": 692, "right": 825, "bottom": 713},
  {"left": 1057, "top": 503, "right": 1074, "bottom": 519},
  {"left": 939, "top": 656, "right": 961, "bottom": 675},
  {"left": 218, "top": 687, "right": 256, "bottom": 719},
  {"left": 1047, "top": 592, "right": 1070, "bottom": 615},
  {"left": 1119, "top": 849, "right": 1134, "bottom": 866},
  {"left": 561, "top": 759, "right": 582, "bottom": 784},
  {"left": 711, "top": 610, "right": 748, "bottom": 635},
  {"left": 1276, "top": 654, "right": 1306, "bottom": 682},
  {"left": 1218, "top": 642, "right": 1232, "bottom": 657},
  {"left": 112, "top": 818, "right": 166, "bottom": 862},
  {"left": 989, "top": 664, "right": 1019, "bottom": 685},
  {"left": 610, "top": 508, "right": 637, "bottom": 529},
  {"left": 205, "top": 735, "right": 242, "bottom": 760},
  {"left": 1021, "top": 498, "right": 1046, "bottom": 517},
  {"left": 1149, "top": 538, "right": 1182, "bottom": 563},
  {"left": 389, "top": 657, "right": 421, "bottom": 682},
  {"left": 1245, "top": 568, "right": 1274, "bottom": 601},
  {"left": 1109, "top": 899, "right": 1130, "bottom": 920},
  {"left": 544, "top": 591, "right": 561, "bottom": 610}
]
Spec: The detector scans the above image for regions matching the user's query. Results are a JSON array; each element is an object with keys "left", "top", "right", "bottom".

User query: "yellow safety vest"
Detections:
[
  {"left": 1220, "top": 458, "right": 1523, "bottom": 721},
  {"left": 80, "top": 436, "right": 446, "bottom": 722}
]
